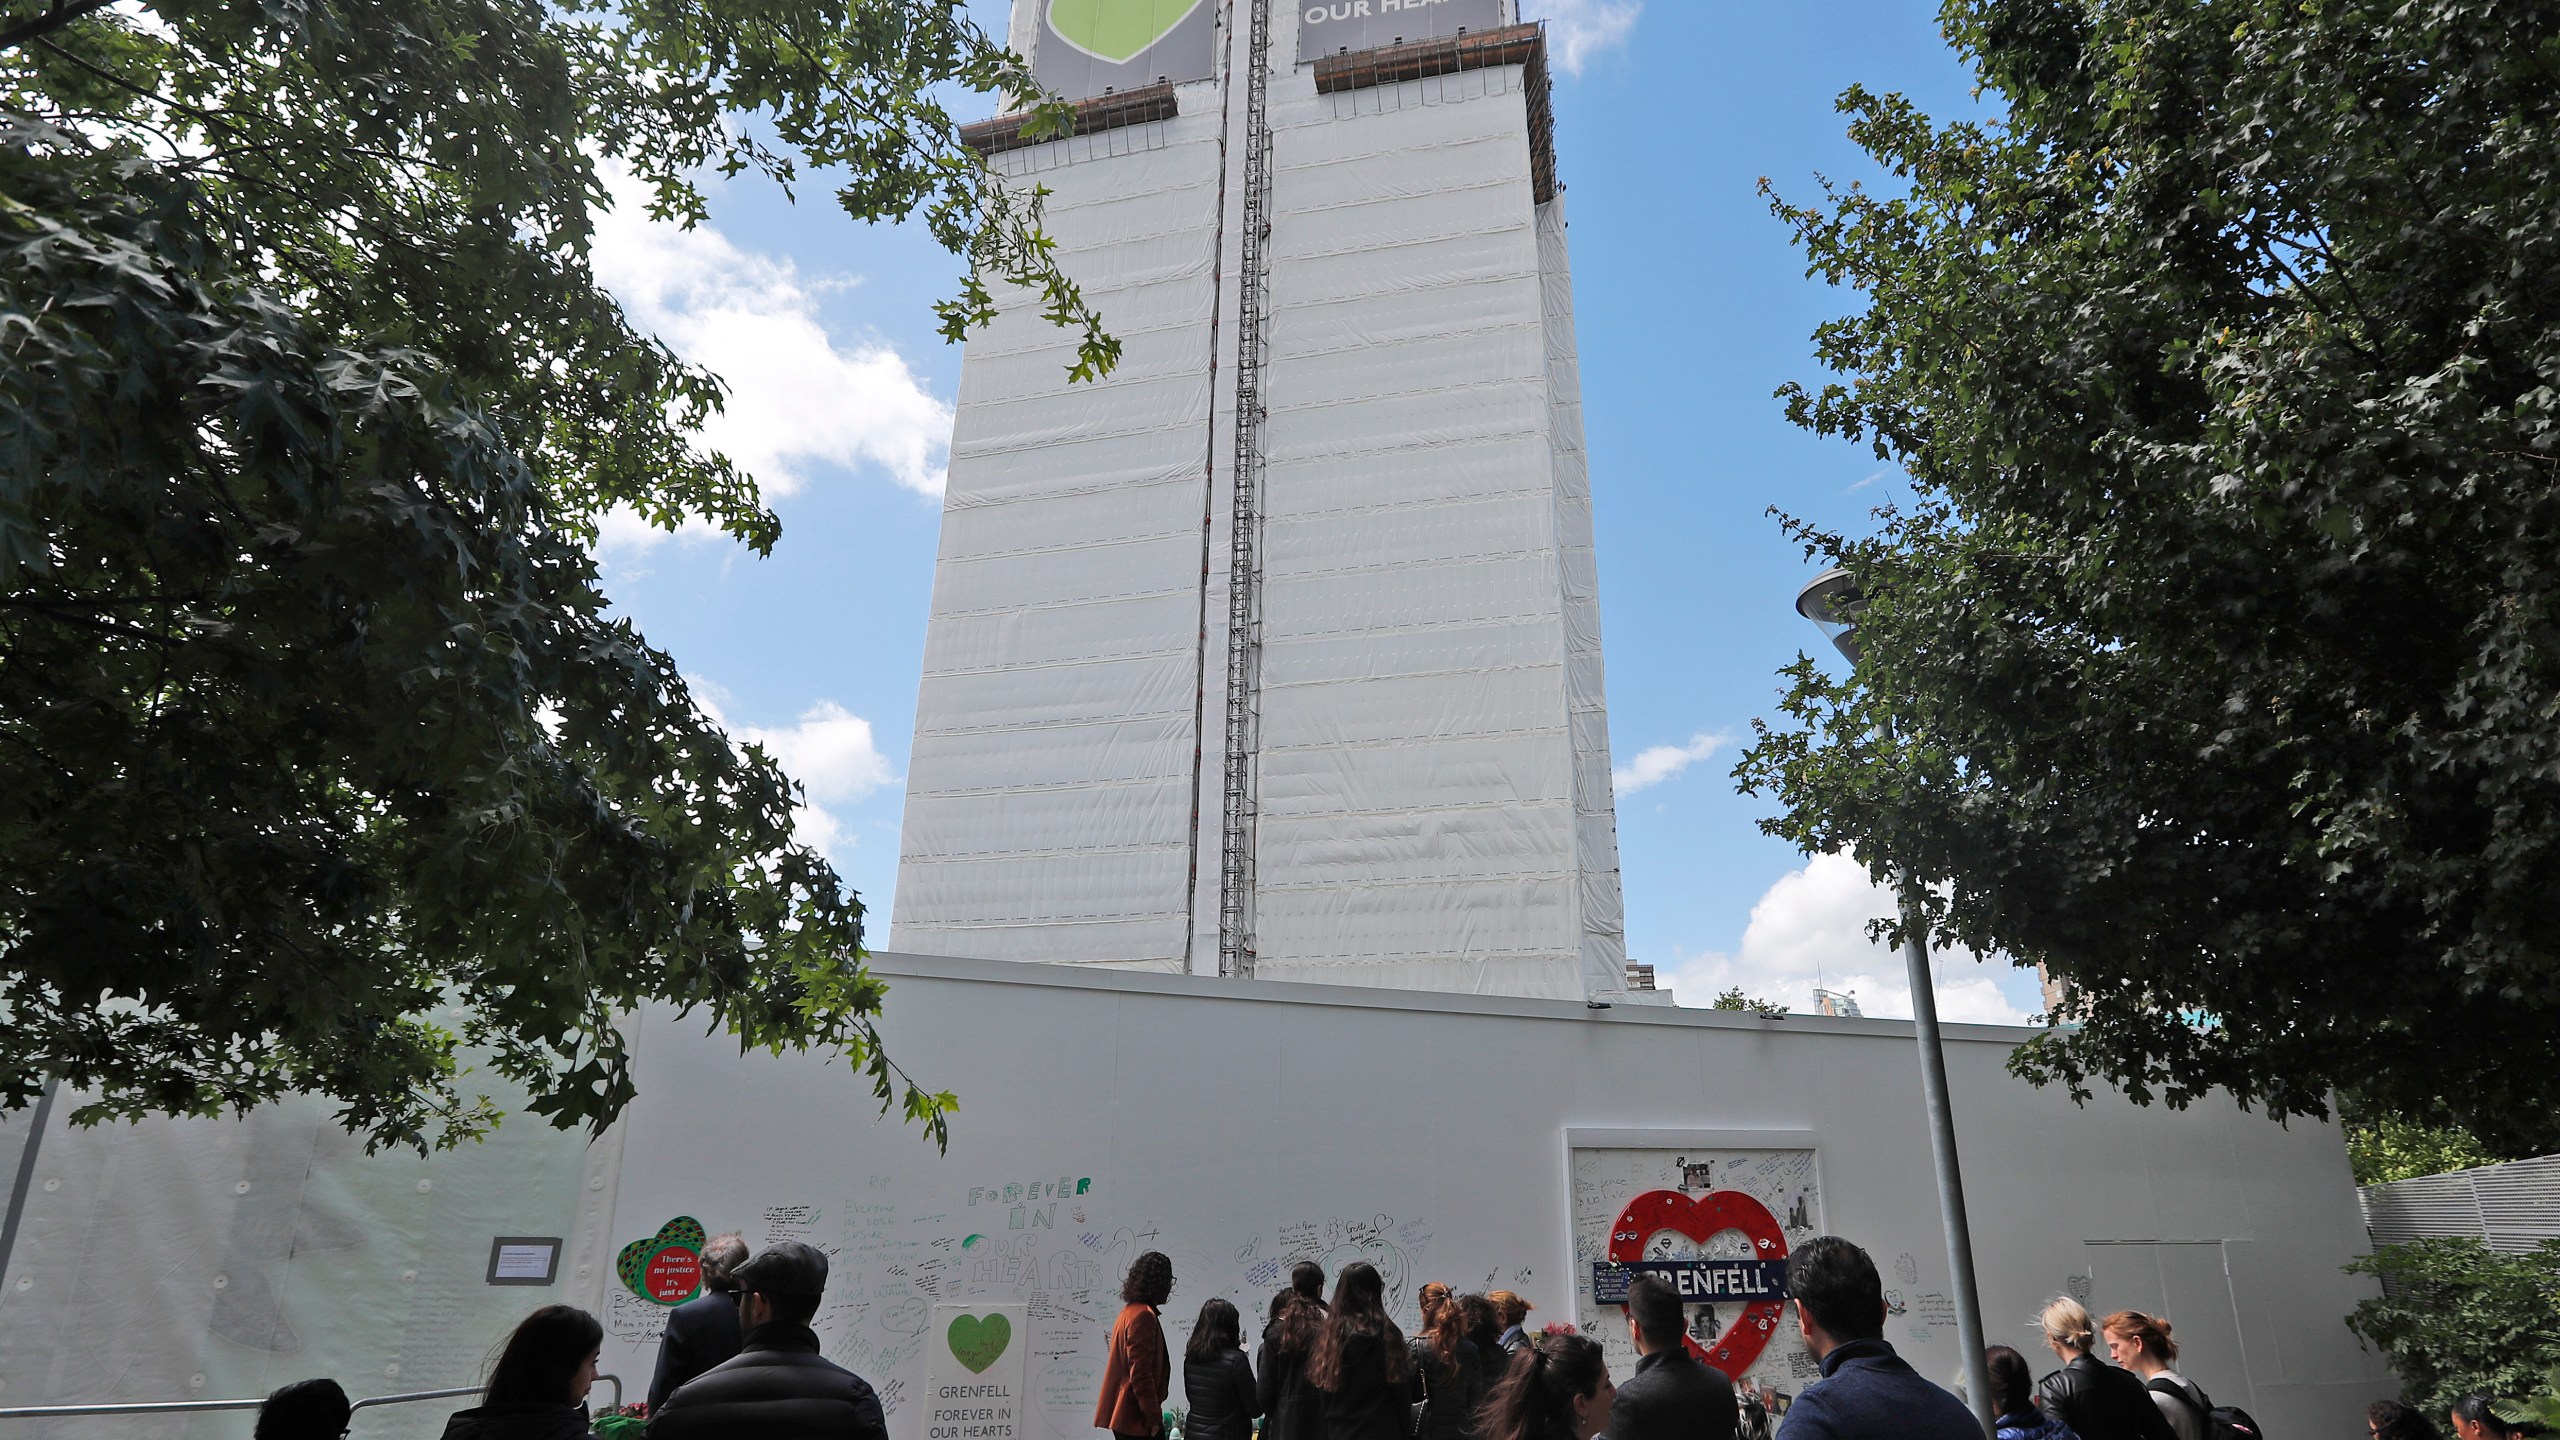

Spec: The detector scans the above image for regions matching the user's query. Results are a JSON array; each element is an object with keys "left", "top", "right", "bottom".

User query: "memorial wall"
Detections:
[{"left": 0, "top": 953, "right": 2392, "bottom": 1438}]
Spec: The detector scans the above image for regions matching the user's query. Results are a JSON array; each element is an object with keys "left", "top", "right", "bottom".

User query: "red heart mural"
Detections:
[{"left": 1607, "top": 1189, "right": 1790, "bottom": 1375}]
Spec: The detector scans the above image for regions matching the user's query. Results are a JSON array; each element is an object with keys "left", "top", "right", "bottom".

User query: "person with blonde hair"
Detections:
[
  {"left": 1488, "top": 1291, "right": 1534, "bottom": 1357},
  {"left": 2101, "top": 1310, "right": 2206, "bottom": 1440},
  {"left": 2034, "top": 1297, "right": 2175, "bottom": 1440}
]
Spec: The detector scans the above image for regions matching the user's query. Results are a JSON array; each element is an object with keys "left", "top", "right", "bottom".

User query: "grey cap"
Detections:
[{"left": 732, "top": 1240, "right": 829, "bottom": 1297}]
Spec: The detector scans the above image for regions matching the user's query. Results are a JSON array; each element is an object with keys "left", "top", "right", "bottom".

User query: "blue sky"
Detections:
[{"left": 588, "top": 0, "right": 2048, "bottom": 1023}]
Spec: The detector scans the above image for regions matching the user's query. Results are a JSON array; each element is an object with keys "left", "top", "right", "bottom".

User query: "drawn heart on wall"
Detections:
[
  {"left": 1045, "top": 0, "right": 1205, "bottom": 63},
  {"left": 617, "top": 1215, "right": 708, "bottom": 1305},
  {"left": 948, "top": 1312, "right": 1013, "bottom": 1373},
  {"left": 1607, "top": 1190, "right": 1790, "bottom": 1375}
]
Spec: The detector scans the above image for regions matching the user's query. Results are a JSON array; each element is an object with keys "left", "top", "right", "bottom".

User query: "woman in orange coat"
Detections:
[{"left": 1096, "top": 1251, "right": 1176, "bottom": 1440}]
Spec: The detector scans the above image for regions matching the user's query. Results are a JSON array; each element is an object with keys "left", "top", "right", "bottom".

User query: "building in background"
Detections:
[{"left": 891, "top": 0, "right": 1630, "bottom": 1000}]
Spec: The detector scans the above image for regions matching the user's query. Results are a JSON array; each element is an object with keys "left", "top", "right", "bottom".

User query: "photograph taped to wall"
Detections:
[
  {"left": 1570, "top": 1147, "right": 1823, "bottom": 1397},
  {"left": 1032, "top": 0, "right": 1216, "bottom": 103},
  {"left": 1296, "top": 0, "right": 1503, "bottom": 61}
]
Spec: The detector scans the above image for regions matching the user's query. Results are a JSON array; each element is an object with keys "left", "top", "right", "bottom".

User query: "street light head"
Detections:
[{"left": 1794, "top": 566, "right": 1865, "bottom": 665}]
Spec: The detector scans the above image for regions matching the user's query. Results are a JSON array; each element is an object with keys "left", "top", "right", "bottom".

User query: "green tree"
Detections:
[
  {"left": 1736, "top": 0, "right": 2560, "bottom": 1150},
  {"left": 2345, "top": 1240, "right": 2560, "bottom": 1414},
  {"left": 2, "top": 0, "right": 1106, "bottom": 1150},
  {"left": 1710, "top": 986, "right": 1787, "bottom": 1018},
  {"left": 2345, "top": 1113, "right": 2498, "bottom": 1187}
]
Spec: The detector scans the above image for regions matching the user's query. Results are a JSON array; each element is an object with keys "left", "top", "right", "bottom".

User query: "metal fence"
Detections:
[
  {"left": 0, "top": 1374, "right": 620, "bottom": 1423},
  {"left": 2360, "top": 1154, "right": 2560, "bottom": 1252}
]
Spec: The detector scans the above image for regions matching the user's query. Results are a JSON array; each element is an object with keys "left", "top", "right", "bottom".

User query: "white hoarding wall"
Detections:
[
  {"left": 591, "top": 955, "right": 2385, "bottom": 1440},
  {"left": 890, "top": 105, "right": 1223, "bottom": 971},
  {"left": 0, "top": 1051, "right": 620, "bottom": 1439},
  {"left": 0, "top": 956, "right": 2389, "bottom": 1438}
]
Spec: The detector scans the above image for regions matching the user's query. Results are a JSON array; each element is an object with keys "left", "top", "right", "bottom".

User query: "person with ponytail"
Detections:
[
  {"left": 2102, "top": 1310, "right": 2206, "bottom": 1440},
  {"left": 1474, "top": 1332, "right": 1613, "bottom": 1440},
  {"left": 1987, "top": 1345, "right": 2078, "bottom": 1440},
  {"left": 1408, "top": 1282, "right": 1487, "bottom": 1440},
  {"left": 1307, "top": 1262, "right": 1413, "bottom": 1440},
  {"left": 2034, "top": 1297, "right": 2175, "bottom": 1440}
]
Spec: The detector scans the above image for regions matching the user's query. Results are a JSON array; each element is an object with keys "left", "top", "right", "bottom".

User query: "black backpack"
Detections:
[{"left": 2147, "top": 1376, "right": 2268, "bottom": 1440}]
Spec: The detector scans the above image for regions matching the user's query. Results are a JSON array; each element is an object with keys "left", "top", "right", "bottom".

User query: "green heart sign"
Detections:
[
  {"left": 1045, "top": 0, "right": 1205, "bottom": 63},
  {"left": 947, "top": 1312, "right": 1013, "bottom": 1374},
  {"left": 615, "top": 1215, "right": 707, "bottom": 1305}
]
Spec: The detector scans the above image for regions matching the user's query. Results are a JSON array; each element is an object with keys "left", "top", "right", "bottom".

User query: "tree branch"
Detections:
[{"left": 1, "top": 0, "right": 117, "bottom": 52}]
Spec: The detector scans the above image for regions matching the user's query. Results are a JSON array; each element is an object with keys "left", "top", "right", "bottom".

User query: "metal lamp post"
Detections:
[{"left": 1794, "top": 567, "right": 1996, "bottom": 1437}]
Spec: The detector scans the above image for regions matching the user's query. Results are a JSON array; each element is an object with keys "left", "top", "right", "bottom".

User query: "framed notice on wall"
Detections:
[{"left": 487, "top": 1236, "right": 563, "bottom": 1286}]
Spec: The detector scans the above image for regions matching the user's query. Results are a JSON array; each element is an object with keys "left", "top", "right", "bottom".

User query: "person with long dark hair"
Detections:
[
  {"left": 1096, "top": 1252, "right": 1176, "bottom": 1440},
  {"left": 1474, "top": 1331, "right": 1613, "bottom": 1440},
  {"left": 1458, "top": 1294, "right": 1505, "bottom": 1385},
  {"left": 1260, "top": 1281, "right": 1331, "bottom": 1440},
  {"left": 1408, "top": 1282, "right": 1486, "bottom": 1440},
  {"left": 1988, "top": 1345, "right": 2078, "bottom": 1440},
  {"left": 1307, "top": 1262, "right": 1413, "bottom": 1440},
  {"left": 1184, "top": 1297, "right": 1261, "bottom": 1440},
  {"left": 439, "top": 1305, "right": 603, "bottom": 1440}
]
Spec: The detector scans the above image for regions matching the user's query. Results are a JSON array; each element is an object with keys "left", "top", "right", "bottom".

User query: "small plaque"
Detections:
[{"left": 487, "top": 1237, "right": 563, "bottom": 1285}]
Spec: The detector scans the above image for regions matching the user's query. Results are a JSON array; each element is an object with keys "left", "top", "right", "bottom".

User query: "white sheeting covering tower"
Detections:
[{"left": 891, "top": 0, "right": 1628, "bottom": 1000}]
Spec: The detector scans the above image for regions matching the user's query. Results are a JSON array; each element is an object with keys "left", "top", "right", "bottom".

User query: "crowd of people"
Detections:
[{"left": 238, "top": 1232, "right": 2544, "bottom": 1440}]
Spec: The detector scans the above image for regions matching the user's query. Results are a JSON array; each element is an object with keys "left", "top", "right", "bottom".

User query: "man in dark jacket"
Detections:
[
  {"left": 650, "top": 1241, "right": 887, "bottom": 1440},
  {"left": 648, "top": 1231, "right": 750, "bottom": 1413},
  {"left": 1775, "top": 1237, "right": 1977, "bottom": 1440},
  {"left": 1609, "top": 1275, "right": 1737, "bottom": 1440}
]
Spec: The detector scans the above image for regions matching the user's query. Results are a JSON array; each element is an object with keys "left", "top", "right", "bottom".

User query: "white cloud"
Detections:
[
  {"left": 1522, "top": 0, "right": 1640, "bottom": 75},
  {"left": 586, "top": 167, "right": 954, "bottom": 551},
  {"left": 734, "top": 701, "right": 897, "bottom": 804},
  {"left": 1613, "top": 730, "right": 1732, "bottom": 795},
  {"left": 693, "top": 689, "right": 898, "bottom": 861},
  {"left": 1659, "top": 851, "right": 2036, "bottom": 1025}
]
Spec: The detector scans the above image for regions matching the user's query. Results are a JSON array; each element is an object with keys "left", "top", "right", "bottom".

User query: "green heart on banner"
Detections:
[
  {"left": 947, "top": 1312, "right": 1013, "bottom": 1374},
  {"left": 616, "top": 1216, "right": 708, "bottom": 1305},
  {"left": 1045, "top": 0, "right": 1204, "bottom": 63}
]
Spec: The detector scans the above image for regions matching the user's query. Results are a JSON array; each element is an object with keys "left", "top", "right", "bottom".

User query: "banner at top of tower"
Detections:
[
  {"left": 1032, "top": 0, "right": 1216, "bottom": 103},
  {"left": 1297, "top": 0, "right": 1505, "bottom": 60}
]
